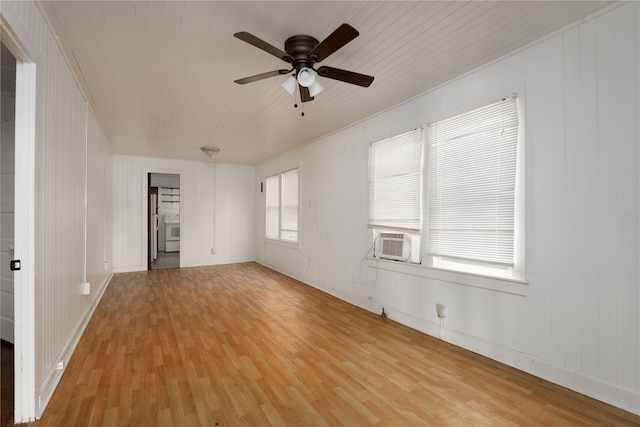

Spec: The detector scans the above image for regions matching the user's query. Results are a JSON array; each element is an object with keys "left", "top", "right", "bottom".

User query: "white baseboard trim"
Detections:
[
  {"left": 182, "top": 256, "right": 256, "bottom": 268},
  {"left": 113, "top": 265, "right": 147, "bottom": 273},
  {"left": 114, "top": 256, "right": 258, "bottom": 272},
  {"left": 255, "top": 260, "right": 640, "bottom": 417},
  {"left": 35, "top": 272, "right": 113, "bottom": 419},
  {"left": 440, "top": 325, "right": 640, "bottom": 416}
]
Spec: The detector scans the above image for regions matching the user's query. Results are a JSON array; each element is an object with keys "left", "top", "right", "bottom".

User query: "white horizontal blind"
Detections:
[
  {"left": 368, "top": 128, "right": 424, "bottom": 232},
  {"left": 428, "top": 97, "right": 518, "bottom": 266}
]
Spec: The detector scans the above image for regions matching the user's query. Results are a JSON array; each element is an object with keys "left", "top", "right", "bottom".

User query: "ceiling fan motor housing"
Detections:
[{"left": 285, "top": 35, "right": 320, "bottom": 71}]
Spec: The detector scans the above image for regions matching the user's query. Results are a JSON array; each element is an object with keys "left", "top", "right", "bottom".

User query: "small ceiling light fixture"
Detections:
[
  {"left": 296, "top": 67, "right": 315, "bottom": 87},
  {"left": 308, "top": 80, "right": 324, "bottom": 97},
  {"left": 200, "top": 146, "right": 220, "bottom": 158},
  {"left": 280, "top": 75, "right": 297, "bottom": 95},
  {"left": 297, "top": 67, "right": 324, "bottom": 97},
  {"left": 281, "top": 68, "right": 325, "bottom": 100}
]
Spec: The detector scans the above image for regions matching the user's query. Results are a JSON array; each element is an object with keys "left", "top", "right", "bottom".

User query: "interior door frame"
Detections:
[
  {"left": 1, "top": 15, "right": 37, "bottom": 423},
  {"left": 143, "top": 169, "right": 182, "bottom": 270},
  {"left": 147, "top": 177, "right": 157, "bottom": 270}
]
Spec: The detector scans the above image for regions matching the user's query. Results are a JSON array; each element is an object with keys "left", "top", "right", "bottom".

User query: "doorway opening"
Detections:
[
  {"left": 148, "top": 173, "right": 180, "bottom": 270},
  {"left": 1, "top": 40, "right": 17, "bottom": 427}
]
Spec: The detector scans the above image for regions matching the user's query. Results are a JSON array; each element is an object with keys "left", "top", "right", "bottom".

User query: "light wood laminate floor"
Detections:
[{"left": 29, "top": 263, "right": 639, "bottom": 426}]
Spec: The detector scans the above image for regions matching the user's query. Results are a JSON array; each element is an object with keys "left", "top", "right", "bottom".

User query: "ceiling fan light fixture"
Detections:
[
  {"left": 308, "top": 80, "right": 324, "bottom": 97},
  {"left": 234, "top": 24, "right": 374, "bottom": 109},
  {"left": 296, "top": 67, "right": 316, "bottom": 87},
  {"left": 280, "top": 75, "right": 297, "bottom": 95}
]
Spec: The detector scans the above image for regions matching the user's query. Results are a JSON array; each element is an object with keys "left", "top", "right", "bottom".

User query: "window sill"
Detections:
[
  {"left": 366, "top": 257, "right": 527, "bottom": 296},
  {"left": 264, "top": 238, "right": 301, "bottom": 250}
]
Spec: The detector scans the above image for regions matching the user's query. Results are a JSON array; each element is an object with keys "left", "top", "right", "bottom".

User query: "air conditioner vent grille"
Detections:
[
  {"left": 382, "top": 238, "right": 403, "bottom": 257},
  {"left": 375, "top": 232, "right": 410, "bottom": 262}
]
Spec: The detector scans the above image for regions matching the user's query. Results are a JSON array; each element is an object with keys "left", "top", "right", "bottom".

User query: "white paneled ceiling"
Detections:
[{"left": 39, "top": 1, "right": 614, "bottom": 164}]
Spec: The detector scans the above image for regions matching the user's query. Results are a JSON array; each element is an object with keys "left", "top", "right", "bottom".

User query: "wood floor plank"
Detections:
[{"left": 27, "top": 262, "right": 640, "bottom": 426}]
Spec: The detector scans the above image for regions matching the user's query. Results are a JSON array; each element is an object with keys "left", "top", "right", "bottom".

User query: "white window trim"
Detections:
[
  {"left": 264, "top": 237, "right": 301, "bottom": 250},
  {"left": 512, "top": 95, "right": 526, "bottom": 280},
  {"left": 365, "top": 256, "right": 528, "bottom": 296}
]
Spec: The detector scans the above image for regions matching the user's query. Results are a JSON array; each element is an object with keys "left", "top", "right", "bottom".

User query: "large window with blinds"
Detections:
[
  {"left": 368, "top": 128, "right": 424, "bottom": 232},
  {"left": 265, "top": 168, "right": 299, "bottom": 243},
  {"left": 428, "top": 96, "right": 521, "bottom": 276}
]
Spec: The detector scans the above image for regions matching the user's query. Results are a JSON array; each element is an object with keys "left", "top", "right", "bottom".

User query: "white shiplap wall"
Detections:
[
  {"left": 112, "top": 156, "right": 255, "bottom": 272},
  {"left": 256, "top": 3, "right": 640, "bottom": 415},
  {"left": 2, "top": 1, "right": 114, "bottom": 421},
  {"left": 86, "top": 111, "right": 112, "bottom": 289}
]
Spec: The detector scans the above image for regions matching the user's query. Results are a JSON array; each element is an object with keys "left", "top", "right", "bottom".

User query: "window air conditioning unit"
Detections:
[{"left": 375, "top": 232, "right": 411, "bottom": 262}]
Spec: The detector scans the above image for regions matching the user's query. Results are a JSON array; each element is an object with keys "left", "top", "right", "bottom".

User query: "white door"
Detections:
[{"left": 2, "top": 29, "right": 38, "bottom": 423}]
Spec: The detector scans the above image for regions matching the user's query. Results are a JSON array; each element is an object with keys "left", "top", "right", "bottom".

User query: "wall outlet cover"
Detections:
[{"left": 81, "top": 282, "right": 91, "bottom": 295}]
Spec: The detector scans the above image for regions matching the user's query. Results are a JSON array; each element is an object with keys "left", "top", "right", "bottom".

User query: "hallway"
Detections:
[{"left": 151, "top": 251, "right": 179, "bottom": 270}]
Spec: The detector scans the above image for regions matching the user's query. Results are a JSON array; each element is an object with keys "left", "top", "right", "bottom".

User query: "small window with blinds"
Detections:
[
  {"left": 368, "top": 128, "right": 424, "bottom": 232},
  {"left": 428, "top": 96, "right": 519, "bottom": 274},
  {"left": 265, "top": 168, "right": 299, "bottom": 243}
]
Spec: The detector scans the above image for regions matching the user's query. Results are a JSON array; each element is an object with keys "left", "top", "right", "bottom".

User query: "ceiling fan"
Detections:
[{"left": 233, "top": 23, "right": 374, "bottom": 104}]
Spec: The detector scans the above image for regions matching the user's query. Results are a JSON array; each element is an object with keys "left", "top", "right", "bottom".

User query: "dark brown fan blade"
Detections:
[
  {"left": 309, "top": 24, "right": 359, "bottom": 62},
  {"left": 299, "top": 85, "right": 314, "bottom": 102},
  {"left": 234, "top": 32, "right": 293, "bottom": 63},
  {"left": 234, "top": 69, "right": 290, "bottom": 85},
  {"left": 317, "top": 66, "right": 374, "bottom": 87}
]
